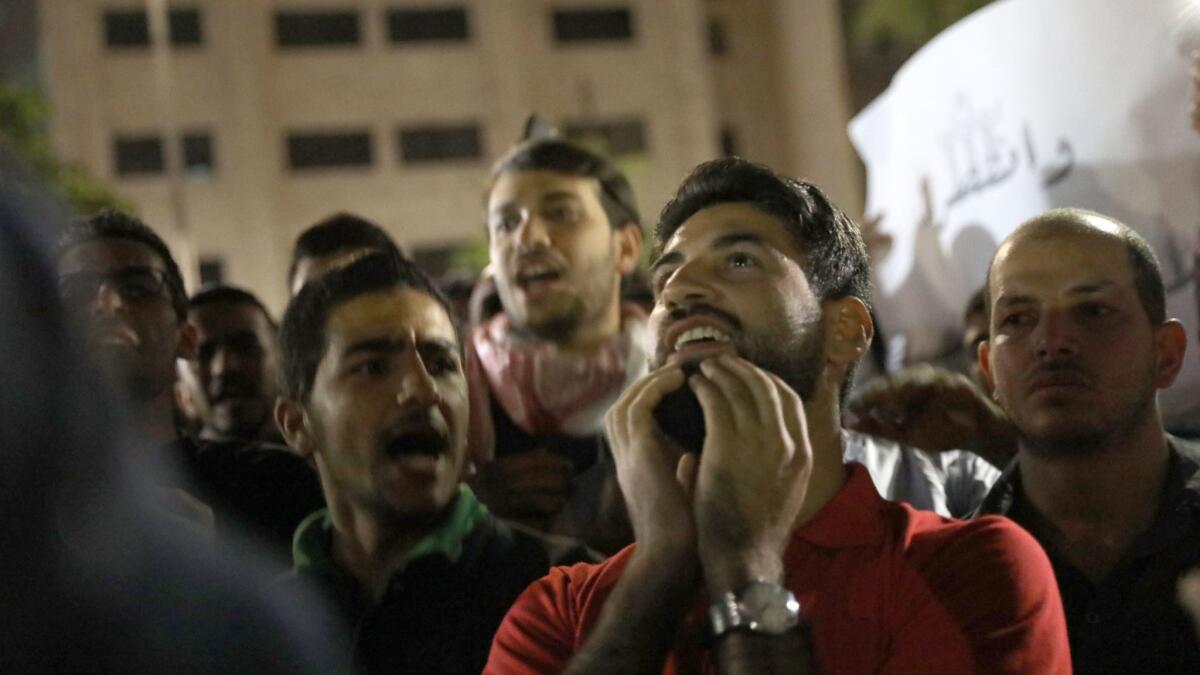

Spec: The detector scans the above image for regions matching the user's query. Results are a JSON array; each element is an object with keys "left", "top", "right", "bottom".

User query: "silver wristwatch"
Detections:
[{"left": 708, "top": 579, "right": 801, "bottom": 639}]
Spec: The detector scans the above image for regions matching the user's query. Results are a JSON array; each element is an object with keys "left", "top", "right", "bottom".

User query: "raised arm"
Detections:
[
  {"left": 847, "top": 364, "right": 1017, "bottom": 469},
  {"left": 690, "top": 356, "right": 819, "bottom": 674}
]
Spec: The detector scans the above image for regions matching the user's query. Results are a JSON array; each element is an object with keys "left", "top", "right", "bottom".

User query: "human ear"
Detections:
[
  {"left": 614, "top": 223, "right": 643, "bottom": 276},
  {"left": 824, "top": 297, "right": 873, "bottom": 366},
  {"left": 977, "top": 340, "right": 1000, "bottom": 396},
  {"left": 1153, "top": 319, "right": 1188, "bottom": 389},
  {"left": 175, "top": 320, "right": 198, "bottom": 360},
  {"left": 275, "top": 396, "right": 315, "bottom": 459}
]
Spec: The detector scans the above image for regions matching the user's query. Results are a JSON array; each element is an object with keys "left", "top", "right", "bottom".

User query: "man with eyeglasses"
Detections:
[
  {"left": 56, "top": 210, "right": 322, "bottom": 568},
  {"left": 469, "top": 133, "right": 645, "bottom": 553}
]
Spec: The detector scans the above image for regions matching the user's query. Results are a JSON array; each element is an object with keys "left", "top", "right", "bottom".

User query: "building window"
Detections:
[
  {"left": 169, "top": 7, "right": 203, "bottom": 46},
  {"left": 275, "top": 11, "right": 361, "bottom": 47},
  {"left": 114, "top": 135, "right": 165, "bottom": 176},
  {"left": 552, "top": 7, "right": 633, "bottom": 43},
  {"left": 707, "top": 17, "right": 728, "bottom": 56},
  {"left": 719, "top": 126, "right": 737, "bottom": 156},
  {"left": 198, "top": 258, "right": 225, "bottom": 286},
  {"left": 387, "top": 7, "right": 469, "bottom": 43},
  {"left": 113, "top": 132, "right": 216, "bottom": 177},
  {"left": 182, "top": 132, "right": 214, "bottom": 176},
  {"left": 286, "top": 131, "right": 373, "bottom": 170},
  {"left": 564, "top": 119, "right": 647, "bottom": 156},
  {"left": 398, "top": 124, "right": 482, "bottom": 164},
  {"left": 103, "top": 8, "right": 204, "bottom": 47},
  {"left": 104, "top": 10, "right": 150, "bottom": 47}
]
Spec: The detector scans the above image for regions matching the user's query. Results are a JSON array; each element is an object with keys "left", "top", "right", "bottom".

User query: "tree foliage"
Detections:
[
  {"left": 846, "top": 0, "right": 996, "bottom": 61},
  {"left": 0, "top": 81, "right": 131, "bottom": 215}
]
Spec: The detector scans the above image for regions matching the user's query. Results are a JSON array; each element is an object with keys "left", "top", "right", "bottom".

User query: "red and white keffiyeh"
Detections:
[{"left": 471, "top": 305, "right": 650, "bottom": 437}]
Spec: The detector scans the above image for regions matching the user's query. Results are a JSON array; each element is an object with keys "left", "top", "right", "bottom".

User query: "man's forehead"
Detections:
[
  {"left": 659, "top": 202, "right": 800, "bottom": 260},
  {"left": 326, "top": 288, "right": 457, "bottom": 349},
  {"left": 991, "top": 232, "right": 1134, "bottom": 297},
  {"left": 489, "top": 169, "right": 600, "bottom": 205},
  {"left": 190, "top": 301, "right": 270, "bottom": 334},
  {"left": 59, "top": 237, "right": 166, "bottom": 273}
]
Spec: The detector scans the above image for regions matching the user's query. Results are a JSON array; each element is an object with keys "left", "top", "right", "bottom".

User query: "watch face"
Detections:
[
  {"left": 740, "top": 583, "right": 800, "bottom": 634},
  {"left": 759, "top": 599, "right": 799, "bottom": 633}
]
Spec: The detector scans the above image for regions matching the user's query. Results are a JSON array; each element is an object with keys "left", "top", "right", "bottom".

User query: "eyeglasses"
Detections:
[{"left": 57, "top": 267, "right": 171, "bottom": 306}]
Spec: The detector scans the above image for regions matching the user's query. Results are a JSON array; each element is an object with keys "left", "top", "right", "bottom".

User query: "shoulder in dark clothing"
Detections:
[
  {"left": 276, "top": 512, "right": 598, "bottom": 675},
  {"left": 179, "top": 438, "right": 325, "bottom": 567}
]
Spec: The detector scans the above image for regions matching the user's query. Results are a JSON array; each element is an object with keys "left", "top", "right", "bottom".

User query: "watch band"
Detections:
[
  {"left": 708, "top": 579, "right": 801, "bottom": 640},
  {"left": 708, "top": 592, "right": 745, "bottom": 638}
]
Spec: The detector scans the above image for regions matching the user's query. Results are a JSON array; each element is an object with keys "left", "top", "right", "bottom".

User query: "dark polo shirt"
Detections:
[
  {"left": 977, "top": 436, "right": 1200, "bottom": 674},
  {"left": 278, "top": 487, "right": 598, "bottom": 675}
]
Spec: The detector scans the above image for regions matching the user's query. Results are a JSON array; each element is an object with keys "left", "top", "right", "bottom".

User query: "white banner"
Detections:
[{"left": 849, "top": 0, "right": 1200, "bottom": 432}]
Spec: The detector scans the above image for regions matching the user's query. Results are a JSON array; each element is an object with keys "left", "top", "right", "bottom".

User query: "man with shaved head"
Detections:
[{"left": 976, "top": 208, "right": 1200, "bottom": 672}]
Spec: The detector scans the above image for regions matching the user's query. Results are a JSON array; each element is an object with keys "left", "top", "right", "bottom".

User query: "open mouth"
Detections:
[
  {"left": 659, "top": 314, "right": 740, "bottom": 367},
  {"left": 516, "top": 263, "right": 564, "bottom": 289},
  {"left": 672, "top": 326, "right": 733, "bottom": 352},
  {"left": 384, "top": 427, "right": 449, "bottom": 460}
]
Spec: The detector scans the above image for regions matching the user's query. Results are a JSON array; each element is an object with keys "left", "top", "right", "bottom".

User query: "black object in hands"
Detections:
[{"left": 653, "top": 362, "right": 706, "bottom": 455}]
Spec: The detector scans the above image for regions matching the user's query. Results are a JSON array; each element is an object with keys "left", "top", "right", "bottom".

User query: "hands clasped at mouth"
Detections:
[{"left": 604, "top": 353, "right": 813, "bottom": 589}]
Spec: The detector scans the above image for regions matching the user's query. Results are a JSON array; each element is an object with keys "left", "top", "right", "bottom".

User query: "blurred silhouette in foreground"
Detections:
[{"left": 0, "top": 155, "right": 343, "bottom": 674}]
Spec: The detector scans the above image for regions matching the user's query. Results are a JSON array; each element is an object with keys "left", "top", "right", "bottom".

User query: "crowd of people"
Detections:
[{"left": 4, "top": 116, "right": 1200, "bottom": 674}]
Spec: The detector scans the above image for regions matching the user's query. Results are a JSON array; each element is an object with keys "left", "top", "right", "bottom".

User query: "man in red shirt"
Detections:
[{"left": 486, "top": 158, "right": 1070, "bottom": 674}]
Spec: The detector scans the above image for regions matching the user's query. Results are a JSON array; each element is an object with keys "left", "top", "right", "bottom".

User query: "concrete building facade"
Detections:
[{"left": 38, "top": 0, "right": 859, "bottom": 312}]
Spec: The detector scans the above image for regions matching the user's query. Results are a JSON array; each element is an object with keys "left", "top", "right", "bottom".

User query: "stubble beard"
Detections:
[
  {"left": 1009, "top": 379, "right": 1158, "bottom": 460},
  {"left": 510, "top": 252, "right": 618, "bottom": 346},
  {"left": 517, "top": 296, "right": 587, "bottom": 343},
  {"left": 207, "top": 400, "right": 269, "bottom": 440},
  {"left": 364, "top": 466, "right": 461, "bottom": 532},
  {"left": 740, "top": 317, "right": 826, "bottom": 401}
]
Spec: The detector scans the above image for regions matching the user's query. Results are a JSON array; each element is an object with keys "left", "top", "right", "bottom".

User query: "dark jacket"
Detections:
[
  {"left": 278, "top": 509, "right": 598, "bottom": 675},
  {"left": 176, "top": 437, "right": 325, "bottom": 567}
]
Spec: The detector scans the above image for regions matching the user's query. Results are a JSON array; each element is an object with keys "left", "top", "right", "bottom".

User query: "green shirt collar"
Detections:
[{"left": 293, "top": 484, "right": 488, "bottom": 577}]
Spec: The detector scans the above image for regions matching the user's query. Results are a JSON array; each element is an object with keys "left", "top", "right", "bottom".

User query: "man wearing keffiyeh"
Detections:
[{"left": 468, "top": 126, "right": 645, "bottom": 553}]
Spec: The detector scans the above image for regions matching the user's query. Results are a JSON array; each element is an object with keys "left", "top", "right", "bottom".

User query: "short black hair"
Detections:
[
  {"left": 56, "top": 209, "right": 188, "bottom": 318},
  {"left": 288, "top": 213, "right": 403, "bottom": 288},
  {"left": 438, "top": 272, "right": 477, "bottom": 305},
  {"left": 1125, "top": 236, "right": 1167, "bottom": 325},
  {"left": 189, "top": 284, "right": 277, "bottom": 331},
  {"left": 489, "top": 138, "right": 640, "bottom": 229},
  {"left": 656, "top": 158, "right": 872, "bottom": 308},
  {"left": 279, "top": 252, "right": 457, "bottom": 401}
]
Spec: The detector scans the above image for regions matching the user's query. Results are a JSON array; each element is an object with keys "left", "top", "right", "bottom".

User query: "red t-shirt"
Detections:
[{"left": 486, "top": 463, "right": 1070, "bottom": 674}]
